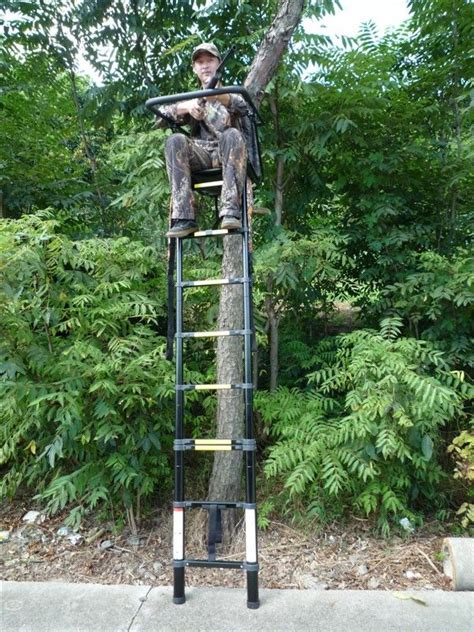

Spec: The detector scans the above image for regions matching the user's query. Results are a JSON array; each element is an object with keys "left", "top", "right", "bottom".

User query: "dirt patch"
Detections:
[{"left": 0, "top": 503, "right": 451, "bottom": 591}]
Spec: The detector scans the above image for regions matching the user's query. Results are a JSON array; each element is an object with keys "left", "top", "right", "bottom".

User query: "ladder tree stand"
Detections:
[{"left": 146, "top": 87, "right": 263, "bottom": 609}]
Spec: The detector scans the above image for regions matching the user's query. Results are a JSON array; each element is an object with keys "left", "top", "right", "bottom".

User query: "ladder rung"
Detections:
[
  {"left": 180, "top": 277, "right": 246, "bottom": 287},
  {"left": 193, "top": 180, "right": 224, "bottom": 189},
  {"left": 178, "top": 329, "right": 251, "bottom": 338},
  {"left": 176, "top": 383, "right": 253, "bottom": 391},
  {"left": 174, "top": 438, "right": 256, "bottom": 452},
  {"left": 192, "top": 228, "right": 245, "bottom": 238},
  {"left": 174, "top": 501, "right": 248, "bottom": 509},
  {"left": 183, "top": 559, "right": 244, "bottom": 570}
]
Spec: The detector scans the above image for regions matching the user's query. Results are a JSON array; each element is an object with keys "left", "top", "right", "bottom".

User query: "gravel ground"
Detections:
[{"left": 0, "top": 503, "right": 451, "bottom": 591}]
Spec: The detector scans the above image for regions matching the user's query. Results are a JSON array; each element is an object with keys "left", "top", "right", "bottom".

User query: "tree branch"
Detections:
[{"left": 244, "top": 0, "right": 305, "bottom": 107}]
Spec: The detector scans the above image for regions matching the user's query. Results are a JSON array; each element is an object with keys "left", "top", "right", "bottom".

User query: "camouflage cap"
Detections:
[{"left": 192, "top": 43, "right": 221, "bottom": 62}]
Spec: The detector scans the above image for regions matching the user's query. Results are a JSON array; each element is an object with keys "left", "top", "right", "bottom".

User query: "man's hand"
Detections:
[
  {"left": 177, "top": 98, "right": 205, "bottom": 120},
  {"left": 190, "top": 99, "right": 205, "bottom": 120}
]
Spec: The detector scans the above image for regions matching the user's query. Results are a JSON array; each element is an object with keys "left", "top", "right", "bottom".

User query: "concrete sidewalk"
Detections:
[{"left": 1, "top": 581, "right": 473, "bottom": 632}]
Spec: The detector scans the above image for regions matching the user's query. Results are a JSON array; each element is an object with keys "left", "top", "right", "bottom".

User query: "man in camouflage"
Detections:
[{"left": 156, "top": 43, "right": 248, "bottom": 237}]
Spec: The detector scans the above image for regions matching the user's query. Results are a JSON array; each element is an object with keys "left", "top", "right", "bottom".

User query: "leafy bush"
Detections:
[
  {"left": 0, "top": 49, "right": 114, "bottom": 227},
  {"left": 381, "top": 248, "right": 474, "bottom": 369},
  {"left": 108, "top": 128, "right": 170, "bottom": 242},
  {"left": 448, "top": 429, "right": 474, "bottom": 530},
  {"left": 0, "top": 212, "right": 179, "bottom": 527},
  {"left": 252, "top": 226, "right": 355, "bottom": 388},
  {"left": 258, "top": 319, "right": 472, "bottom": 533}
]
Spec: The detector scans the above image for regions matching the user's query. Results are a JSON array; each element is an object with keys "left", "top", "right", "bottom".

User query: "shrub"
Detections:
[
  {"left": 381, "top": 248, "right": 474, "bottom": 369},
  {"left": 0, "top": 212, "right": 178, "bottom": 528},
  {"left": 448, "top": 429, "right": 474, "bottom": 530},
  {"left": 258, "top": 318, "right": 472, "bottom": 533}
]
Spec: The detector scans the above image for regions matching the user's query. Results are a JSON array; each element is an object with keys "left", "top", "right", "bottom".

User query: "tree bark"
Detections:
[
  {"left": 208, "top": 0, "right": 306, "bottom": 541},
  {"left": 266, "top": 275, "right": 280, "bottom": 392},
  {"left": 245, "top": 0, "right": 305, "bottom": 106},
  {"left": 208, "top": 235, "right": 244, "bottom": 539},
  {"left": 267, "top": 91, "right": 286, "bottom": 390}
]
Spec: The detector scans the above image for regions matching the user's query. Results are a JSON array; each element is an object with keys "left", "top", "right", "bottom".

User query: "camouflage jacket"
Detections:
[
  {"left": 155, "top": 94, "right": 248, "bottom": 142},
  {"left": 156, "top": 93, "right": 261, "bottom": 183}
]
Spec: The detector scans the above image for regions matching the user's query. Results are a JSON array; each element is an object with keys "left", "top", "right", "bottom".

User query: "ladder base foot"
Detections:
[
  {"left": 173, "top": 596, "right": 186, "bottom": 605},
  {"left": 247, "top": 600, "right": 260, "bottom": 610}
]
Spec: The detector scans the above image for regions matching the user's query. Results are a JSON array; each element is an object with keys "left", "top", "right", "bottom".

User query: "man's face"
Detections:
[{"left": 192, "top": 52, "right": 220, "bottom": 85}]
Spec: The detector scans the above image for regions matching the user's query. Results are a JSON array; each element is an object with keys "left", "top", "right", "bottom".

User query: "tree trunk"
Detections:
[
  {"left": 270, "top": 91, "right": 285, "bottom": 228},
  {"left": 245, "top": 0, "right": 305, "bottom": 107},
  {"left": 208, "top": 0, "right": 306, "bottom": 540},
  {"left": 267, "top": 91, "right": 285, "bottom": 390},
  {"left": 266, "top": 275, "right": 280, "bottom": 392},
  {"left": 208, "top": 235, "right": 244, "bottom": 540},
  {"left": 267, "top": 153, "right": 285, "bottom": 390}
]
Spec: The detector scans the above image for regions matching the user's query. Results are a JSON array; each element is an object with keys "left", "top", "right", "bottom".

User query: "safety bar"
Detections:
[{"left": 145, "top": 86, "right": 263, "bottom": 125}]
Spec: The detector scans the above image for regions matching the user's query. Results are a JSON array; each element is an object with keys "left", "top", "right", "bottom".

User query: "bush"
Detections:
[
  {"left": 381, "top": 248, "right": 474, "bottom": 369},
  {"left": 448, "top": 429, "right": 474, "bottom": 530},
  {"left": 258, "top": 318, "right": 472, "bottom": 533},
  {"left": 0, "top": 212, "right": 177, "bottom": 528}
]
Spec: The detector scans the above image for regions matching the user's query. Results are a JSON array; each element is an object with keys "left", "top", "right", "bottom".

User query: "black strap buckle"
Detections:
[{"left": 207, "top": 504, "right": 223, "bottom": 561}]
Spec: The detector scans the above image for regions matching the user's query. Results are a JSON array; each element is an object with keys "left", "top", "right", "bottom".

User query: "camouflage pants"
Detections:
[{"left": 164, "top": 128, "right": 247, "bottom": 221}]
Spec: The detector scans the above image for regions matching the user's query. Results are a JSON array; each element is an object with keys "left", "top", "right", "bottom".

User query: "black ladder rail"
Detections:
[
  {"left": 241, "top": 179, "right": 259, "bottom": 609},
  {"left": 173, "top": 235, "right": 186, "bottom": 605}
]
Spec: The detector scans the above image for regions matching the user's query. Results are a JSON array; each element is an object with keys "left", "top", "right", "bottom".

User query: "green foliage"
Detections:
[
  {"left": 258, "top": 322, "right": 472, "bottom": 533},
  {"left": 257, "top": 497, "right": 276, "bottom": 530},
  {"left": 382, "top": 248, "right": 474, "bottom": 368},
  {"left": 107, "top": 128, "right": 170, "bottom": 242},
  {"left": 288, "top": 2, "right": 472, "bottom": 305},
  {"left": 448, "top": 429, "right": 474, "bottom": 530},
  {"left": 0, "top": 212, "right": 180, "bottom": 525},
  {"left": 255, "top": 227, "right": 352, "bottom": 297},
  {"left": 1, "top": 0, "right": 472, "bottom": 533},
  {"left": 0, "top": 51, "right": 87, "bottom": 215},
  {"left": 253, "top": 226, "right": 355, "bottom": 386},
  {"left": 253, "top": 0, "right": 473, "bottom": 398}
]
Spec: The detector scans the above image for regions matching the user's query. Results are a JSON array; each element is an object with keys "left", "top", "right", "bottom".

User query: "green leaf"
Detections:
[{"left": 421, "top": 435, "right": 433, "bottom": 461}]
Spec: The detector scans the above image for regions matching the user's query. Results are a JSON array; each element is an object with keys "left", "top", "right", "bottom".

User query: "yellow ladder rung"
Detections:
[
  {"left": 183, "top": 330, "right": 236, "bottom": 338},
  {"left": 193, "top": 180, "right": 223, "bottom": 188},
  {"left": 194, "top": 229, "right": 230, "bottom": 237},
  {"left": 177, "top": 383, "right": 252, "bottom": 391},
  {"left": 194, "top": 439, "right": 232, "bottom": 451}
]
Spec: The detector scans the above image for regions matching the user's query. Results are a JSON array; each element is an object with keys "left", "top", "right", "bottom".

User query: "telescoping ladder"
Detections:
[
  {"left": 145, "top": 86, "right": 263, "bottom": 610},
  {"left": 171, "top": 174, "right": 259, "bottom": 609}
]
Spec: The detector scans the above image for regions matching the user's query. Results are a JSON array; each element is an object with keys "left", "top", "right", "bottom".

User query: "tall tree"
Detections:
[
  {"left": 209, "top": 0, "right": 317, "bottom": 537},
  {"left": 1, "top": 1, "right": 112, "bottom": 226}
]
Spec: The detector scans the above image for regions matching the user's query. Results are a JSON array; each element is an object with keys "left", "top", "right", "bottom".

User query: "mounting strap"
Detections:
[{"left": 207, "top": 504, "right": 222, "bottom": 561}]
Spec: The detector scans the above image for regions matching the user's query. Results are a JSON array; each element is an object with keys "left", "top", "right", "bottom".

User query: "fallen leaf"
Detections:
[{"left": 392, "top": 592, "right": 427, "bottom": 606}]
